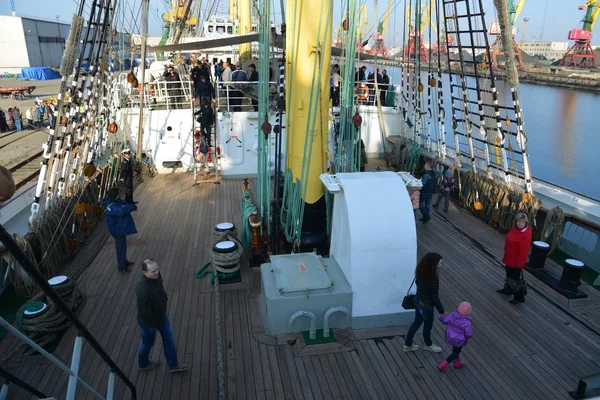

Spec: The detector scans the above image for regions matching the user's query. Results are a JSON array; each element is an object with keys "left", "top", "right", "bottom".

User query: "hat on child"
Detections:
[
  {"left": 458, "top": 302, "right": 472, "bottom": 316},
  {"left": 445, "top": 169, "right": 453, "bottom": 177}
]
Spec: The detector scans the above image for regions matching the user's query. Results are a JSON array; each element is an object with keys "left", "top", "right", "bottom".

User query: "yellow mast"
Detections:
[
  {"left": 286, "top": 0, "right": 333, "bottom": 204},
  {"left": 230, "top": 0, "right": 238, "bottom": 28},
  {"left": 238, "top": 0, "right": 251, "bottom": 58}
]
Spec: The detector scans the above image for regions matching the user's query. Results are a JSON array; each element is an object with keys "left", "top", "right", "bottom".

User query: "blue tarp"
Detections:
[{"left": 20, "top": 67, "right": 61, "bottom": 80}]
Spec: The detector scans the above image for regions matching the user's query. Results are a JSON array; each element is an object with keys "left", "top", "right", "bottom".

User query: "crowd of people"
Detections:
[
  {"left": 0, "top": 99, "right": 57, "bottom": 133},
  {"left": 330, "top": 64, "right": 392, "bottom": 107}
]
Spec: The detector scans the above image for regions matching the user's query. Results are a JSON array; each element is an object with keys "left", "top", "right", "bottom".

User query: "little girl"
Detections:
[{"left": 437, "top": 301, "right": 473, "bottom": 371}]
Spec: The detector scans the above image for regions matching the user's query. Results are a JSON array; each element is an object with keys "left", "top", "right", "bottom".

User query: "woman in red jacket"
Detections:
[{"left": 497, "top": 213, "right": 532, "bottom": 304}]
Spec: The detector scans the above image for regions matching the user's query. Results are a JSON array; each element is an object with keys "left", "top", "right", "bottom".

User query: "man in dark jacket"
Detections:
[
  {"left": 120, "top": 149, "right": 136, "bottom": 204},
  {"left": 101, "top": 187, "right": 137, "bottom": 272},
  {"left": 194, "top": 75, "right": 215, "bottom": 106},
  {"left": 136, "top": 259, "right": 189, "bottom": 372},
  {"left": 248, "top": 63, "right": 259, "bottom": 111},
  {"left": 419, "top": 162, "right": 438, "bottom": 223},
  {"left": 194, "top": 100, "right": 214, "bottom": 146},
  {"left": 163, "top": 65, "right": 183, "bottom": 108}
]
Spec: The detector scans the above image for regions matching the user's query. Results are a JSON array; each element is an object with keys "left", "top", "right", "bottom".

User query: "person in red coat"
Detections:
[{"left": 497, "top": 213, "right": 532, "bottom": 304}]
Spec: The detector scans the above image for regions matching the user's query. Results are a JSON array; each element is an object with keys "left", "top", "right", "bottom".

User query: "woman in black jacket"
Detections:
[{"left": 404, "top": 252, "right": 445, "bottom": 353}]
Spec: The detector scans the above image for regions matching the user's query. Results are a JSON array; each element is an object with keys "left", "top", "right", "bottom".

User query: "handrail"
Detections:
[
  {"left": 0, "top": 223, "right": 137, "bottom": 400},
  {"left": 0, "top": 365, "right": 48, "bottom": 399}
]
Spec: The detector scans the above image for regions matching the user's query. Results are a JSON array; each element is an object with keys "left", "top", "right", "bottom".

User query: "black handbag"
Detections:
[{"left": 402, "top": 278, "right": 416, "bottom": 310}]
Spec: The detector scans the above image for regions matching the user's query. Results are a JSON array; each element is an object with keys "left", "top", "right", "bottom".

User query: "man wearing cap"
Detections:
[
  {"left": 120, "top": 149, "right": 136, "bottom": 204},
  {"left": 230, "top": 61, "right": 248, "bottom": 112},
  {"left": 248, "top": 64, "right": 259, "bottom": 111}
]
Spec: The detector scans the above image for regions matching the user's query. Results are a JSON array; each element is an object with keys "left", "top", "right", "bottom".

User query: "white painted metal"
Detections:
[
  {"left": 0, "top": 318, "right": 104, "bottom": 399},
  {"left": 106, "top": 372, "right": 115, "bottom": 400},
  {"left": 0, "top": 383, "right": 8, "bottom": 400},
  {"left": 327, "top": 171, "right": 417, "bottom": 320},
  {"left": 66, "top": 335, "right": 83, "bottom": 399}
]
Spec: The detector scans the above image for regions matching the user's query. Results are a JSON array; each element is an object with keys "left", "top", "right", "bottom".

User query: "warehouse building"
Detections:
[{"left": 0, "top": 14, "right": 131, "bottom": 71}]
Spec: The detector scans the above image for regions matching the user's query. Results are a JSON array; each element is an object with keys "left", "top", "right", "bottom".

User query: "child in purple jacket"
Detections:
[{"left": 437, "top": 302, "right": 473, "bottom": 371}]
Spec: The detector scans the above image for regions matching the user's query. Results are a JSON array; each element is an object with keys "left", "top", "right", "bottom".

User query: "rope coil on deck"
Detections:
[
  {"left": 1, "top": 276, "right": 85, "bottom": 366},
  {"left": 209, "top": 234, "right": 243, "bottom": 274}
]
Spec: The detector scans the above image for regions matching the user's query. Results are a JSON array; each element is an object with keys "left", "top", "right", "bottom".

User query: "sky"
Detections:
[{"left": 0, "top": 0, "right": 590, "bottom": 46}]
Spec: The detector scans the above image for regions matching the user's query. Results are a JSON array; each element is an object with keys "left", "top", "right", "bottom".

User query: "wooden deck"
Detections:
[{"left": 2, "top": 169, "right": 600, "bottom": 400}]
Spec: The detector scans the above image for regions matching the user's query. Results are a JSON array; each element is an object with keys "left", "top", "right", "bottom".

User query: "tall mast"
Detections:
[
  {"left": 238, "top": 0, "right": 251, "bottom": 58},
  {"left": 137, "top": 0, "right": 150, "bottom": 161}
]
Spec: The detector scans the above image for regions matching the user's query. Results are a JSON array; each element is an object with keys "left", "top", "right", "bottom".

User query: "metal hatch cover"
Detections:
[{"left": 271, "top": 253, "right": 333, "bottom": 295}]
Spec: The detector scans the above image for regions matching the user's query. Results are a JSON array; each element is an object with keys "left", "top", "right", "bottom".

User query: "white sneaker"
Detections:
[
  {"left": 424, "top": 344, "right": 442, "bottom": 353},
  {"left": 403, "top": 344, "right": 419, "bottom": 352}
]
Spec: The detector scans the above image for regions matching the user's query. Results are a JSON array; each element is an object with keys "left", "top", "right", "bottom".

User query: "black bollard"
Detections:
[
  {"left": 559, "top": 259, "right": 585, "bottom": 292},
  {"left": 528, "top": 241, "right": 551, "bottom": 269}
]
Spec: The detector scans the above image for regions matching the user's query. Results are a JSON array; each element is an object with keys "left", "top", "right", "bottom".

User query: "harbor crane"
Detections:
[
  {"left": 484, "top": 0, "right": 525, "bottom": 70},
  {"left": 559, "top": 0, "right": 600, "bottom": 69},
  {"left": 366, "top": 0, "right": 393, "bottom": 58},
  {"left": 404, "top": 0, "right": 433, "bottom": 62}
]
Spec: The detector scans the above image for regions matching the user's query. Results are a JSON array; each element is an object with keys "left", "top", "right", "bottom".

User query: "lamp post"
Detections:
[{"left": 56, "top": 15, "right": 64, "bottom": 51}]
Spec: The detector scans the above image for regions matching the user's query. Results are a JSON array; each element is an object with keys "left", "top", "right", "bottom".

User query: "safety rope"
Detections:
[{"left": 214, "top": 276, "right": 225, "bottom": 400}]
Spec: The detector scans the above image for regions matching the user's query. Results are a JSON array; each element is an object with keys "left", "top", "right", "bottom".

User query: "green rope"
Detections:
[
  {"left": 241, "top": 190, "right": 257, "bottom": 248},
  {"left": 195, "top": 262, "right": 238, "bottom": 285},
  {"left": 336, "top": 0, "right": 360, "bottom": 174},
  {"left": 408, "top": 144, "right": 422, "bottom": 174},
  {"left": 257, "top": 0, "right": 272, "bottom": 236}
]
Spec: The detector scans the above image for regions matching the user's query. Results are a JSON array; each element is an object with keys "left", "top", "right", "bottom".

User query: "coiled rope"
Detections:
[
  {"left": 1, "top": 277, "right": 85, "bottom": 366},
  {"left": 540, "top": 206, "right": 565, "bottom": 254},
  {"left": 5, "top": 233, "right": 39, "bottom": 298}
]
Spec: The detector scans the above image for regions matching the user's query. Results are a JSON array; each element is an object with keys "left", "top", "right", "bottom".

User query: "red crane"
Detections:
[{"left": 559, "top": 1, "right": 600, "bottom": 69}]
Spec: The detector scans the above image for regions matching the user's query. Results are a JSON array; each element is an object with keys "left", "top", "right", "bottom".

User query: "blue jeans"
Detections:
[
  {"left": 405, "top": 298, "right": 434, "bottom": 347},
  {"left": 419, "top": 193, "right": 433, "bottom": 221},
  {"left": 435, "top": 191, "right": 450, "bottom": 212},
  {"left": 114, "top": 236, "right": 127, "bottom": 270},
  {"left": 15, "top": 120, "right": 22, "bottom": 131},
  {"left": 138, "top": 316, "right": 179, "bottom": 369}
]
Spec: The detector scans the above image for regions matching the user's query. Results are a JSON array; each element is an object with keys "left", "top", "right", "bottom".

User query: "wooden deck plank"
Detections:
[{"left": 4, "top": 172, "right": 600, "bottom": 400}]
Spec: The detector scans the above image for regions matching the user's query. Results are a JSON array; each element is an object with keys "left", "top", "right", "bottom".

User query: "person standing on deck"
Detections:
[
  {"left": 136, "top": 259, "right": 189, "bottom": 373},
  {"left": 120, "top": 149, "right": 136, "bottom": 204},
  {"left": 419, "top": 162, "right": 438, "bottom": 223},
  {"left": 404, "top": 252, "right": 444, "bottom": 353},
  {"left": 248, "top": 63, "right": 259, "bottom": 111},
  {"left": 497, "top": 213, "right": 532, "bottom": 304},
  {"left": 163, "top": 65, "right": 183, "bottom": 109},
  {"left": 433, "top": 168, "right": 455, "bottom": 213},
  {"left": 230, "top": 61, "right": 248, "bottom": 112},
  {"left": 331, "top": 64, "right": 341, "bottom": 107},
  {"left": 101, "top": 187, "right": 136, "bottom": 272},
  {"left": 380, "top": 69, "right": 390, "bottom": 106}
]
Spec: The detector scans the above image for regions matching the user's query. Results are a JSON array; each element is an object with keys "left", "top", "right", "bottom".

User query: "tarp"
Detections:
[{"left": 20, "top": 67, "right": 61, "bottom": 80}]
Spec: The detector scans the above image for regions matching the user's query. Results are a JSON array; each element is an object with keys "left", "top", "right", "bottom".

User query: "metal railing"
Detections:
[{"left": 0, "top": 223, "right": 137, "bottom": 400}]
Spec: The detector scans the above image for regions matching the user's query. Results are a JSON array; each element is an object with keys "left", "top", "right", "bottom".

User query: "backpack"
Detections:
[{"left": 199, "top": 136, "right": 208, "bottom": 154}]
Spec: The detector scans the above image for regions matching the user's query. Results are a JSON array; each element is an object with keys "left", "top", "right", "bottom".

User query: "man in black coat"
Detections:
[
  {"left": 248, "top": 63, "right": 259, "bottom": 111},
  {"left": 119, "top": 149, "right": 136, "bottom": 204},
  {"left": 136, "top": 259, "right": 189, "bottom": 372}
]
